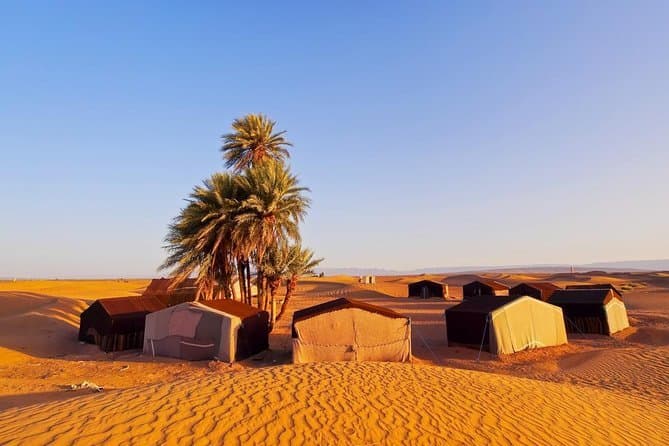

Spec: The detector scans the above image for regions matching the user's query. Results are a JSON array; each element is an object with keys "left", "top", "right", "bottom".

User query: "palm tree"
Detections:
[
  {"left": 161, "top": 162, "right": 309, "bottom": 308},
  {"left": 275, "top": 245, "right": 323, "bottom": 323},
  {"left": 161, "top": 172, "right": 243, "bottom": 300},
  {"left": 233, "top": 160, "right": 310, "bottom": 310},
  {"left": 163, "top": 115, "right": 316, "bottom": 311},
  {"left": 221, "top": 114, "right": 292, "bottom": 171}
]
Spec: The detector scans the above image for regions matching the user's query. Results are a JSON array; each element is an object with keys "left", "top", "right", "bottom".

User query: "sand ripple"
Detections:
[{"left": 0, "top": 362, "right": 667, "bottom": 446}]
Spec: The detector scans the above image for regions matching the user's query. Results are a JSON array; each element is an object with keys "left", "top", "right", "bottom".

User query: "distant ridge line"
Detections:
[{"left": 320, "top": 259, "right": 669, "bottom": 276}]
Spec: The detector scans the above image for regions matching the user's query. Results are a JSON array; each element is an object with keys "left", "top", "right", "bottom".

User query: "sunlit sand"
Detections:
[{"left": 0, "top": 272, "right": 667, "bottom": 444}]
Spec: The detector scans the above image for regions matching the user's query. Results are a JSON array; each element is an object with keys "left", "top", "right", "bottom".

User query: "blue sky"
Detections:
[{"left": 1, "top": 1, "right": 668, "bottom": 277}]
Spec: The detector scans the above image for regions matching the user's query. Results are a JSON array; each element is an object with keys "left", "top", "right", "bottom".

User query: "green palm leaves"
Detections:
[
  {"left": 221, "top": 114, "right": 292, "bottom": 171},
  {"left": 162, "top": 114, "right": 321, "bottom": 328}
]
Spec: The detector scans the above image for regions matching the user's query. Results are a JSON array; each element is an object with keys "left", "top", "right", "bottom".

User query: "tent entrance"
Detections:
[{"left": 566, "top": 316, "right": 604, "bottom": 334}]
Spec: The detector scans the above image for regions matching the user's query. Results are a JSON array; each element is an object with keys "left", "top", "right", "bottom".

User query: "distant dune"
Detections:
[{"left": 321, "top": 259, "right": 669, "bottom": 276}]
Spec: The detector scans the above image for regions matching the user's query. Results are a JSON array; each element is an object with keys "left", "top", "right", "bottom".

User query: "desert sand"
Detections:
[{"left": 0, "top": 272, "right": 668, "bottom": 445}]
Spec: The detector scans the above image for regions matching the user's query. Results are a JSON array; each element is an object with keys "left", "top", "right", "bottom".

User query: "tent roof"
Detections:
[
  {"left": 549, "top": 289, "right": 614, "bottom": 305},
  {"left": 446, "top": 296, "right": 518, "bottom": 315},
  {"left": 467, "top": 279, "right": 509, "bottom": 291},
  {"left": 292, "top": 298, "right": 408, "bottom": 338},
  {"left": 97, "top": 296, "right": 166, "bottom": 316},
  {"left": 293, "top": 298, "right": 407, "bottom": 324},
  {"left": 511, "top": 282, "right": 560, "bottom": 293},
  {"left": 565, "top": 284, "right": 622, "bottom": 298},
  {"left": 408, "top": 279, "right": 445, "bottom": 287},
  {"left": 199, "top": 299, "right": 267, "bottom": 319}
]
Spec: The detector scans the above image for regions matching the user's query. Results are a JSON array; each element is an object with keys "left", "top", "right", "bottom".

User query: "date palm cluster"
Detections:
[{"left": 162, "top": 114, "right": 322, "bottom": 328}]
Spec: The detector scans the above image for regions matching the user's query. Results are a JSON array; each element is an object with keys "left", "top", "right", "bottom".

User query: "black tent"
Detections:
[
  {"left": 509, "top": 282, "right": 561, "bottom": 301},
  {"left": 408, "top": 280, "right": 446, "bottom": 298},
  {"left": 79, "top": 296, "right": 166, "bottom": 352},
  {"left": 549, "top": 289, "right": 628, "bottom": 335},
  {"left": 445, "top": 297, "right": 515, "bottom": 347},
  {"left": 565, "top": 284, "right": 623, "bottom": 300},
  {"left": 462, "top": 280, "right": 509, "bottom": 299}
]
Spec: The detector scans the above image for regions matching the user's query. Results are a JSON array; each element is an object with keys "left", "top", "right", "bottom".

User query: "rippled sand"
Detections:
[
  {"left": 1, "top": 362, "right": 668, "bottom": 446},
  {"left": 0, "top": 275, "right": 668, "bottom": 445}
]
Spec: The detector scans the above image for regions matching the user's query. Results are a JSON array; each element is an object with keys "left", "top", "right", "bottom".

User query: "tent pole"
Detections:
[{"left": 477, "top": 315, "right": 490, "bottom": 362}]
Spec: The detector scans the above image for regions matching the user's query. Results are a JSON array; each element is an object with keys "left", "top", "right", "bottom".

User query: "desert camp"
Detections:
[
  {"left": 1, "top": 272, "right": 665, "bottom": 445},
  {"left": 291, "top": 297, "right": 411, "bottom": 363},
  {"left": 79, "top": 296, "right": 166, "bottom": 352},
  {"left": 549, "top": 289, "right": 630, "bottom": 335},
  {"left": 143, "top": 300, "right": 269, "bottom": 362},
  {"left": 2, "top": 3, "right": 669, "bottom": 444},
  {"left": 445, "top": 296, "right": 568, "bottom": 355}
]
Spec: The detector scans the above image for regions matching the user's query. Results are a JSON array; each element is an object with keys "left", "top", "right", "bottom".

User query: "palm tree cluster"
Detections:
[{"left": 161, "top": 114, "right": 322, "bottom": 327}]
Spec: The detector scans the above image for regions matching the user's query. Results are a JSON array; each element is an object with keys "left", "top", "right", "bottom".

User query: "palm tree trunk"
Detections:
[
  {"left": 267, "top": 277, "right": 281, "bottom": 329},
  {"left": 276, "top": 275, "right": 297, "bottom": 323},
  {"left": 236, "top": 258, "right": 246, "bottom": 302},
  {"left": 257, "top": 270, "right": 265, "bottom": 310},
  {"left": 245, "top": 260, "right": 252, "bottom": 305}
]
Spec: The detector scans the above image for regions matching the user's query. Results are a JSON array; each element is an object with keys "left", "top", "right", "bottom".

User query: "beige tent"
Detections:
[
  {"left": 445, "top": 296, "right": 568, "bottom": 355},
  {"left": 605, "top": 298, "right": 630, "bottom": 334},
  {"left": 291, "top": 298, "right": 411, "bottom": 363},
  {"left": 143, "top": 300, "right": 269, "bottom": 362}
]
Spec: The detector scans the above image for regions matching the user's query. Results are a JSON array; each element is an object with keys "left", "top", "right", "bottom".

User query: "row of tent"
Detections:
[
  {"left": 445, "top": 290, "right": 629, "bottom": 355},
  {"left": 409, "top": 280, "right": 629, "bottom": 336},
  {"left": 409, "top": 279, "right": 629, "bottom": 337},
  {"left": 293, "top": 288, "right": 629, "bottom": 358},
  {"left": 79, "top": 297, "right": 271, "bottom": 362},
  {"left": 407, "top": 278, "right": 528, "bottom": 299},
  {"left": 79, "top": 278, "right": 267, "bottom": 360},
  {"left": 79, "top": 294, "right": 412, "bottom": 363},
  {"left": 409, "top": 278, "right": 624, "bottom": 301},
  {"left": 79, "top": 280, "right": 629, "bottom": 362}
]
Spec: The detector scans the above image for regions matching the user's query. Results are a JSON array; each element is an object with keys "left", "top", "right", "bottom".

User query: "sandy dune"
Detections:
[
  {"left": 0, "top": 273, "right": 667, "bottom": 444},
  {"left": 1, "top": 362, "right": 668, "bottom": 446}
]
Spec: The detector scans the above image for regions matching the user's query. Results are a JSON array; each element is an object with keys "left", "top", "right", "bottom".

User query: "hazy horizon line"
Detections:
[{"left": 3, "top": 258, "right": 668, "bottom": 280}]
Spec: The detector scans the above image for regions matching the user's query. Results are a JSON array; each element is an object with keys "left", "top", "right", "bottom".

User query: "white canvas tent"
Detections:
[
  {"left": 291, "top": 298, "right": 411, "bottom": 363},
  {"left": 143, "top": 300, "right": 269, "bottom": 362},
  {"left": 446, "top": 296, "right": 568, "bottom": 355},
  {"left": 605, "top": 298, "right": 630, "bottom": 334}
]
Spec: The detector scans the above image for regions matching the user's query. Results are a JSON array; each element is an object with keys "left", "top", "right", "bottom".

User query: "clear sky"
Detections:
[{"left": 1, "top": 1, "right": 668, "bottom": 277}]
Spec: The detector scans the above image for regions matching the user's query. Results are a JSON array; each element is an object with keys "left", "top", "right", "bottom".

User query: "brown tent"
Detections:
[
  {"left": 509, "top": 282, "right": 561, "bottom": 301},
  {"left": 463, "top": 280, "right": 509, "bottom": 299},
  {"left": 79, "top": 296, "right": 166, "bottom": 352},
  {"left": 408, "top": 280, "right": 447, "bottom": 298},
  {"left": 291, "top": 298, "right": 411, "bottom": 363},
  {"left": 143, "top": 300, "right": 269, "bottom": 362},
  {"left": 549, "top": 289, "right": 629, "bottom": 335},
  {"left": 142, "top": 278, "right": 198, "bottom": 306},
  {"left": 445, "top": 296, "right": 567, "bottom": 355}
]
